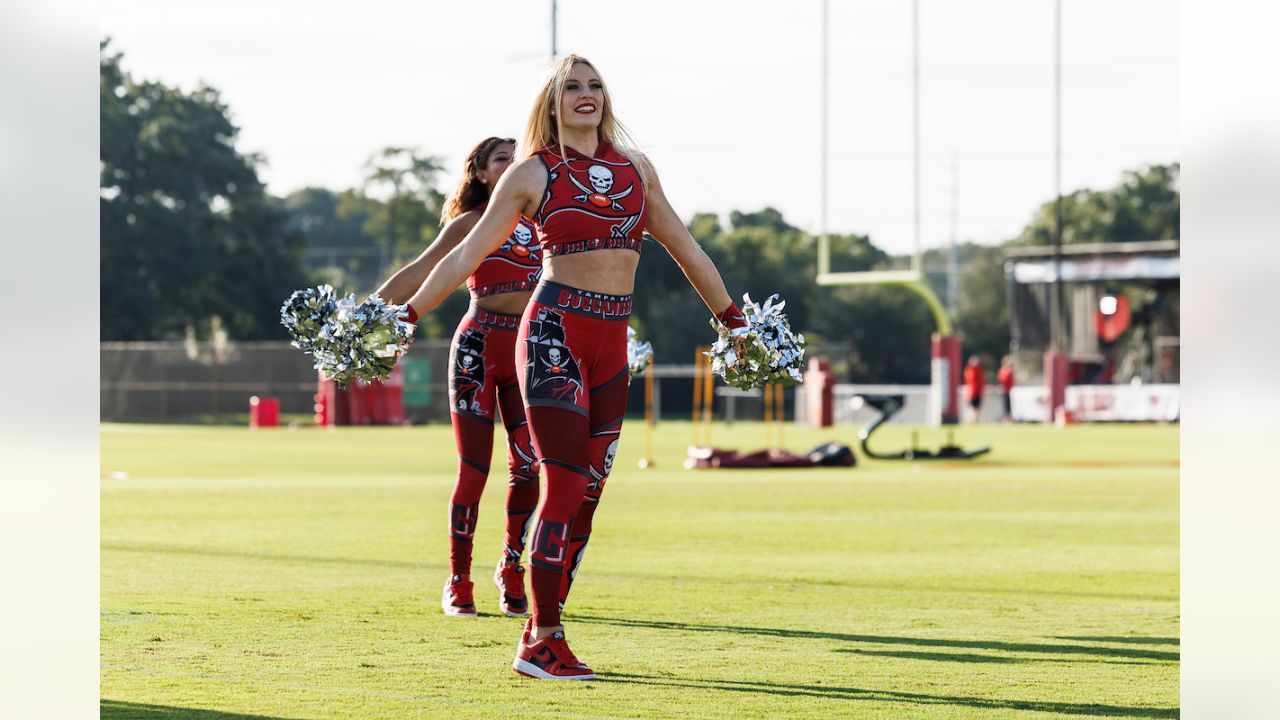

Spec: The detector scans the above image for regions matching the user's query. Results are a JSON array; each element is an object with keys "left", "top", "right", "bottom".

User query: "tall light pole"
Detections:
[
  {"left": 1045, "top": 0, "right": 1067, "bottom": 424},
  {"left": 948, "top": 152, "right": 959, "bottom": 317},
  {"left": 551, "top": 0, "right": 558, "bottom": 61},
  {"left": 818, "top": 0, "right": 830, "bottom": 276},
  {"left": 912, "top": 0, "right": 921, "bottom": 274},
  {"left": 1050, "top": 0, "right": 1063, "bottom": 352}
]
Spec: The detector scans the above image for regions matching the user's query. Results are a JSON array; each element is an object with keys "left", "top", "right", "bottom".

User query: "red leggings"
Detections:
[
  {"left": 446, "top": 306, "right": 540, "bottom": 578},
  {"left": 517, "top": 281, "right": 632, "bottom": 627}
]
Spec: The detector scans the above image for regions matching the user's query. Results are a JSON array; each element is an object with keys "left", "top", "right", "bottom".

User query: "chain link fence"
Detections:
[
  {"left": 100, "top": 341, "right": 787, "bottom": 426},
  {"left": 101, "top": 339, "right": 454, "bottom": 423}
]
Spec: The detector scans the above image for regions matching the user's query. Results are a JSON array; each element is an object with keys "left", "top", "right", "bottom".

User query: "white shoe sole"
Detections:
[
  {"left": 511, "top": 658, "right": 595, "bottom": 680},
  {"left": 441, "top": 592, "right": 477, "bottom": 617}
]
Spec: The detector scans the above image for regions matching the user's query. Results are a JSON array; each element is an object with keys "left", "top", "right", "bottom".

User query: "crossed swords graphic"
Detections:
[{"left": 567, "top": 173, "right": 634, "bottom": 212}]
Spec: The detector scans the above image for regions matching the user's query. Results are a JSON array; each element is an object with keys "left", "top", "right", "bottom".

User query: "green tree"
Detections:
[
  {"left": 953, "top": 246, "right": 1011, "bottom": 372},
  {"left": 356, "top": 147, "right": 446, "bottom": 275},
  {"left": 632, "top": 208, "right": 931, "bottom": 382},
  {"left": 813, "top": 285, "right": 935, "bottom": 383},
  {"left": 918, "top": 242, "right": 1010, "bottom": 371},
  {"left": 100, "top": 40, "right": 308, "bottom": 340},
  {"left": 282, "top": 187, "right": 370, "bottom": 252},
  {"left": 633, "top": 208, "right": 818, "bottom": 364},
  {"left": 1012, "top": 163, "right": 1179, "bottom": 247},
  {"left": 280, "top": 187, "right": 376, "bottom": 292}
]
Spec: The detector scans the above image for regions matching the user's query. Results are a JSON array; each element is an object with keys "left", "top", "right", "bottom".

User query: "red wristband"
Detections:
[
  {"left": 401, "top": 304, "right": 420, "bottom": 324},
  {"left": 715, "top": 302, "right": 747, "bottom": 330}
]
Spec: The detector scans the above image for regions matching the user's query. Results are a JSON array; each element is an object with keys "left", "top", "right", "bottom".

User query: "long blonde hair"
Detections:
[
  {"left": 441, "top": 136, "right": 516, "bottom": 224},
  {"left": 518, "top": 54, "right": 639, "bottom": 163}
]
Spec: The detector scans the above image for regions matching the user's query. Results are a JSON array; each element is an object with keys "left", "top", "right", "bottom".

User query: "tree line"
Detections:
[{"left": 101, "top": 41, "right": 1177, "bottom": 382}]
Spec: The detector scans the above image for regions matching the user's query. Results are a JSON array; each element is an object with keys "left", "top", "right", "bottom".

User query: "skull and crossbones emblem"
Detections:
[
  {"left": 603, "top": 439, "right": 618, "bottom": 474},
  {"left": 451, "top": 328, "right": 487, "bottom": 415},
  {"left": 526, "top": 309, "right": 582, "bottom": 402},
  {"left": 500, "top": 222, "right": 539, "bottom": 261},
  {"left": 569, "top": 165, "right": 633, "bottom": 211},
  {"left": 587, "top": 437, "right": 619, "bottom": 488}
]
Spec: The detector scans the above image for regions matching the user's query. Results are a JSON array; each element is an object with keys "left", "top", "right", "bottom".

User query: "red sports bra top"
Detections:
[
  {"left": 467, "top": 213, "right": 542, "bottom": 298},
  {"left": 532, "top": 141, "right": 647, "bottom": 256}
]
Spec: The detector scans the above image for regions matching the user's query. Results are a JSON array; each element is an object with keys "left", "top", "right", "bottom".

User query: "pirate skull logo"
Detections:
[
  {"left": 569, "top": 164, "right": 634, "bottom": 211},
  {"left": 587, "top": 165, "right": 614, "bottom": 194},
  {"left": 602, "top": 439, "right": 618, "bottom": 475},
  {"left": 450, "top": 328, "right": 488, "bottom": 415},
  {"left": 590, "top": 437, "right": 619, "bottom": 485},
  {"left": 500, "top": 222, "right": 538, "bottom": 261},
  {"left": 525, "top": 309, "right": 582, "bottom": 403}
]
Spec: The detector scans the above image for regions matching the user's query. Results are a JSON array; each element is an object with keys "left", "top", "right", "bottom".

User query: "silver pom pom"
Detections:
[
  {"left": 281, "top": 287, "right": 415, "bottom": 387},
  {"left": 705, "top": 293, "right": 806, "bottom": 390},
  {"left": 280, "top": 284, "right": 338, "bottom": 353},
  {"left": 627, "top": 326, "right": 654, "bottom": 377}
]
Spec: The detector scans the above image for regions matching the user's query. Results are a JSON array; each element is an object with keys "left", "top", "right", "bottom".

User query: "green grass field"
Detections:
[{"left": 101, "top": 421, "right": 1178, "bottom": 719}]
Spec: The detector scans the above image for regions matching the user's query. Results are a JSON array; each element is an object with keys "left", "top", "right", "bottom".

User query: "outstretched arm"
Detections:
[
  {"left": 637, "top": 155, "right": 743, "bottom": 326},
  {"left": 375, "top": 212, "right": 478, "bottom": 304},
  {"left": 403, "top": 158, "right": 545, "bottom": 317}
]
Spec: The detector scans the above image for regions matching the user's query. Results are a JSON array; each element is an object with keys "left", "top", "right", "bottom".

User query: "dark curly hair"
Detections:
[{"left": 441, "top": 136, "right": 516, "bottom": 224}]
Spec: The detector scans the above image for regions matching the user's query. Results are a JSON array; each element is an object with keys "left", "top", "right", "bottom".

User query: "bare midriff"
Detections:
[
  {"left": 474, "top": 290, "right": 535, "bottom": 315},
  {"left": 541, "top": 248, "right": 640, "bottom": 297}
]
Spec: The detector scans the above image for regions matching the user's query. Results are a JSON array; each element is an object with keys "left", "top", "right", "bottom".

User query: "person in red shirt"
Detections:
[
  {"left": 377, "top": 137, "right": 542, "bottom": 620},
  {"left": 963, "top": 354, "right": 985, "bottom": 424},
  {"left": 400, "top": 54, "right": 746, "bottom": 680},
  {"left": 997, "top": 354, "right": 1015, "bottom": 423}
]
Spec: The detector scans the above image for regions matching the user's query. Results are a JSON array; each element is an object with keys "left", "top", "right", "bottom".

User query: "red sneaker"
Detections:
[
  {"left": 493, "top": 561, "right": 529, "bottom": 617},
  {"left": 512, "top": 630, "right": 596, "bottom": 680},
  {"left": 441, "top": 575, "right": 477, "bottom": 617}
]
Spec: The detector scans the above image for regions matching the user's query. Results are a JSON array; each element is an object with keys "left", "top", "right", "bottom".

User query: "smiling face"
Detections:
[
  {"left": 520, "top": 54, "right": 631, "bottom": 163},
  {"left": 477, "top": 141, "right": 515, "bottom": 188},
  {"left": 557, "top": 62, "right": 604, "bottom": 133}
]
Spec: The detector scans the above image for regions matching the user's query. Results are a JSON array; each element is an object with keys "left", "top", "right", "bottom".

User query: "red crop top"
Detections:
[
  {"left": 532, "top": 141, "right": 647, "bottom": 256},
  {"left": 467, "top": 214, "right": 542, "bottom": 298}
]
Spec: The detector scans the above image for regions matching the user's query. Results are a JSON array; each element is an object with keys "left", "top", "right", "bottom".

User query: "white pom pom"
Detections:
[
  {"left": 282, "top": 287, "right": 415, "bottom": 387},
  {"left": 704, "top": 292, "right": 806, "bottom": 390}
]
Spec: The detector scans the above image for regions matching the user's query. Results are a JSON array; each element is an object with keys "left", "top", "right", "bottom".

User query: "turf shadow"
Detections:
[
  {"left": 835, "top": 648, "right": 1023, "bottom": 663},
  {"left": 835, "top": 648, "right": 1161, "bottom": 666},
  {"left": 570, "top": 615, "right": 1180, "bottom": 661},
  {"left": 103, "top": 541, "right": 436, "bottom": 571},
  {"left": 1055, "top": 636, "right": 1180, "bottom": 646},
  {"left": 100, "top": 700, "right": 309, "bottom": 720},
  {"left": 595, "top": 672, "right": 1180, "bottom": 718}
]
